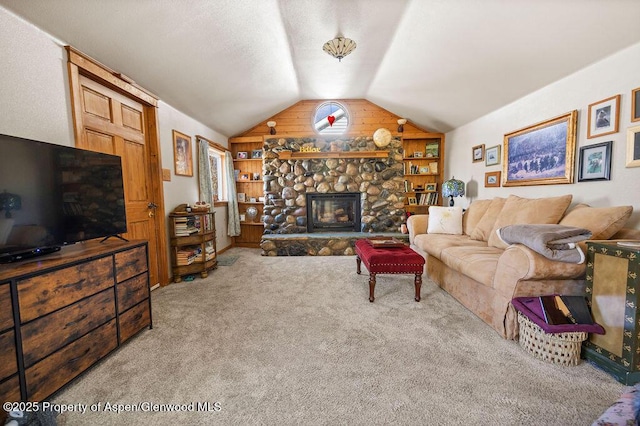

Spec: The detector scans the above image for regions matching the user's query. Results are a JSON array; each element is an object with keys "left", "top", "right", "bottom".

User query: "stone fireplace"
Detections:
[
  {"left": 261, "top": 135, "right": 407, "bottom": 242},
  {"left": 306, "top": 192, "right": 361, "bottom": 233}
]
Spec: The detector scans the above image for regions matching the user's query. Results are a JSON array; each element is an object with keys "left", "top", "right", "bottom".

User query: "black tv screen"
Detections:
[{"left": 0, "top": 133, "right": 127, "bottom": 262}]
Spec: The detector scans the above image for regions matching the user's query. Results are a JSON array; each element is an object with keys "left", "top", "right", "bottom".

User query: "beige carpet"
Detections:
[{"left": 54, "top": 247, "right": 623, "bottom": 425}]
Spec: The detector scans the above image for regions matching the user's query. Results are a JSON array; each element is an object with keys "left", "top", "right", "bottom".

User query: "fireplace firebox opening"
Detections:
[{"left": 306, "top": 192, "right": 361, "bottom": 233}]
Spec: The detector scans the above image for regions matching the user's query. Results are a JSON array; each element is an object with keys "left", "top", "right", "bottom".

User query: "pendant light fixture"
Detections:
[{"left": 323, "top": 37, "right": 357, "bottom": 62}]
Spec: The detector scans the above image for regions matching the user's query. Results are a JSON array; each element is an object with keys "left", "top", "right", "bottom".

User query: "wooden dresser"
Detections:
[{"left": 0, "top": 240, "right": 152, "bottom": 417}]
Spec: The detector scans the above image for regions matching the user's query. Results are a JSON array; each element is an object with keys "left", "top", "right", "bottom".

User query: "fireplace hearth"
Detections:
[{"left": 306, "top": 192, "right": 361, "bottom": 232}]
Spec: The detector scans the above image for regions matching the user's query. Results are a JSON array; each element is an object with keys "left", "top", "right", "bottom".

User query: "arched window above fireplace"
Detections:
[{"left": 313, "top": 101, "right": 349, "bottom": 136}]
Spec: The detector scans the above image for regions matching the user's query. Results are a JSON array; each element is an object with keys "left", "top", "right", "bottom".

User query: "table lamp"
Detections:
[{"left": 442, "top": 177, "right": 465, "bottom": 207}]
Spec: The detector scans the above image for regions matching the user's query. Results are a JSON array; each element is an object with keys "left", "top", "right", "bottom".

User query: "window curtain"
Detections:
[
  {"left": 224, "top": 152, "right": 241, "bottom": 236},
  {"left": 197, "top": 138, "right": 214, "bottom": 204}
]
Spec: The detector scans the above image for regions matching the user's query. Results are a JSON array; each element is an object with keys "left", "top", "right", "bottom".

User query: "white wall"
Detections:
[
  {"left": 446, "top": 41, "right": 640, "bottom": 229},
  {"left": 0, "top": 6, "right": 233, "bottom": 277}
]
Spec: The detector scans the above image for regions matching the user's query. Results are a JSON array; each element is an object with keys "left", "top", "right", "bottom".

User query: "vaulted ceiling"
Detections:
[{"left": 2, "top": 0, "right": 640, "bottom": 137}]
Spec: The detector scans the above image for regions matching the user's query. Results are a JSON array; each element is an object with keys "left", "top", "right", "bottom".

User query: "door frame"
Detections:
[{"left": 65, "top": 46, "right": 170, "bottom": 287}]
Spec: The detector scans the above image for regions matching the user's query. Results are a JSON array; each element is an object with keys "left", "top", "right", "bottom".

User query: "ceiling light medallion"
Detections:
[{"left": 323, "top": 37, "right": 357, "bottom": 62}]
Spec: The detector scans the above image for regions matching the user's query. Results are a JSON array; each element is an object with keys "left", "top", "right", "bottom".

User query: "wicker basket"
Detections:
[{"left": 517, "top": 312, "right": 588, "bottom": 366}]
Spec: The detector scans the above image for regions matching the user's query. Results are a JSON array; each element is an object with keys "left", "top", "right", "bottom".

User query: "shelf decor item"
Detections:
[
  {"left": 246, "top": 206, "right": 258, "bottom": 222},
  {"left": 588, "top": 95, "right": 620, "bottom": 139},
  {"left": 373, "top": 128, "right": 392, "bottom": 148},
  {"left": 442, "top": 177, "right": 465, "bottom": 206}
]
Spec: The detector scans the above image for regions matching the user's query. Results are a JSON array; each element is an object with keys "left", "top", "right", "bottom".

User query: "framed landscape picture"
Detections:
[
  {"left": 587, "top": 95, "right": 620, "bottom": 139},
  {"left": 472, "top": 144, "right": 485, "bottom": 162},
  {"left": 503, "top": 110, "right": 577, "bottom": 187},
  {"left": 485, "top": 145, "right": 501, "bottom": 166},
  {"left": 484, "top": 171, "right": 501, "bottom": 187},
  {"left": 578, "top": 141, "right": 612, "bottom": 181}
]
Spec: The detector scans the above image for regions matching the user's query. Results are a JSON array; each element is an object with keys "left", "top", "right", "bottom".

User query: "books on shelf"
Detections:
[
  {"left": 176, "top": 245, "right": 201, "bottom": 265},
  {"left": 174, "top": 214, "right": 209, "bottom": 236},
  {"left": 539, "top": 295, "right": 594, "bottom": 325}
]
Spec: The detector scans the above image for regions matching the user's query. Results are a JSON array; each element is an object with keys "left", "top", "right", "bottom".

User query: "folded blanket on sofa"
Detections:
[{"left": 496, "top": 224, "right": 592, "bottom": 264}]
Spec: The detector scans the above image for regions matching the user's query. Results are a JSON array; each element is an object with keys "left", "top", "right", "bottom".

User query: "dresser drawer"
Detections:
[
  {"left": 18, "top": 256, "right": 114, "bottom": 322},
  {"left": 0, "top": 375, "right": 21, "bottom": 423},
  {"left": 25, "top": 318, "right": 117, "bottom": 401},
  {"left": 21, "top": 289, "right": 116, "bottom": 367},
  {"left": 117, "top": 273, "right": 148, "bottom": 313},
  {"left": 0, "top": 331, "right": 17, "bottom": 381},
  {"left": 0, "top": 283, "right": 12, "bottom": 331},
  {"left": 120, "top": 301, "right": 150, "bottom": 343},
  {"left": 115, "top": 245, "right": 147, "bottom": 283}
]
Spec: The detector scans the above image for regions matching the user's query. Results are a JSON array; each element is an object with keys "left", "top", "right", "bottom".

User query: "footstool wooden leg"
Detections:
[
  {"left": 356, "top": 256, "right": 361, "bottom": 274},
  {"left": 369, "top": 273, "right": 376, "bottom": 302},
  {"left": 414, "top": 273, "right": 422, "bottom": 302}
]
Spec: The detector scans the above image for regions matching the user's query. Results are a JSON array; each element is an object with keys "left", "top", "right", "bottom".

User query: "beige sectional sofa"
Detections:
[{"left": 407, "top": 194, "right": 638, "bottom": 339}]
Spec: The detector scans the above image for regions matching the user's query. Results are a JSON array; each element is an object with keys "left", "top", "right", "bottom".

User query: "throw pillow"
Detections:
[
  {"left": 487, "top": 194, "right": 573, "bottom": 249},
  {"left": 469, "top": 197, "right": 507, "bottom": 241},
  {"left": 427, "top": 206, "right": 463, "bottom": 235},
  {"left": 462, "top": 199, "right": 492, "bottom": 236},
  {"left": 559, "top": 203, "right": 632, "bottom": 240}
]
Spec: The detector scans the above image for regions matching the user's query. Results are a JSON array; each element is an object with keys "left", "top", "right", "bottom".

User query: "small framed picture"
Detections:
[
  {"left": 239, "top": 213, "right": 246, "bottom": 221},
  {"left": 249, "top": 197, "right": 257, "bottom": 203},
  {"left": 408, "top": 196, "right": 417, "bottom": 205},
  {"left": 627, "top": 125, "right": 640, "bottom": 168},
  {"left": 632, "top": 87, "right": 640, "bottom": 123},
  {"left": 485, "top": 171, "right": 501, "bottom": 187},
  {"left": 413, "top": 151, "right": 423, "bottom": 158},
  {"left": 237, "top": 193, "right": 246, "bottom": 202},
  {"left": 485, "top": 145, "right": 501, "bottom": 166},
  {"left": 252, "top": 172, "right": 261, "bottom": 180},
  {"left": 472, "top": 144, "right": 485, "bottom": 163},
  {"left": 173, "top": 130, "right": 193, "bottom": 176},
  {"left": 588, "top": 95, "right": 620, "bottom": 138},
  {"left": 237, "top": 151, "right": 248, "bottom": 159},
  {"left": 419, "top": 166, "right": 429, "bottom": 174},
  {"left": 425, "top": 142, "right": 439, "bottom": 158},
  {"left": 425, "top": 183, "right": 437, "bottom": 192},
  {"left": 578, "top": 141, "right": 612, "bottom": 181},
  {"left": 240, "top": 173, "right": 250, "bottom": 180},
  {"left": 251, "top": 149, "right": 263, "bottom": 159}
]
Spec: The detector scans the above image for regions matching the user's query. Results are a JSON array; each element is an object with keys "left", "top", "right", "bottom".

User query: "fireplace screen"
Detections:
[{"left": 306, "top": 193, "right": 361, "bottom": 232}]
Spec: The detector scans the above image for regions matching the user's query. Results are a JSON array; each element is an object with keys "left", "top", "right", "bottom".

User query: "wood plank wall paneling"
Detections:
[{"left": 233, "top": 99, "right": 429, "bottom": 138}]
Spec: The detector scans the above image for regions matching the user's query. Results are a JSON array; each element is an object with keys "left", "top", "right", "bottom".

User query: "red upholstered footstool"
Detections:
[{"left": 355, "top": 239, "right": 425, "bottom": 302}]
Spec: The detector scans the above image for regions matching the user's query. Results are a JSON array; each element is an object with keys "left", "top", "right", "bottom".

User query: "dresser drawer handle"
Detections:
[
  {"left": 65, "top": 314, "right": 88, "bottom": 328},
  {"left": 68, "top": 347, "right": 90, "bottom": 364},
  {"left": 62, "top": 278, "right": 86, "bottom": 289}
]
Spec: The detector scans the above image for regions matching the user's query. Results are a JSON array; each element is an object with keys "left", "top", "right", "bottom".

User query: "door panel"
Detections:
[{"left": 75, "top": 74, "right": 160, "bottom": 287}]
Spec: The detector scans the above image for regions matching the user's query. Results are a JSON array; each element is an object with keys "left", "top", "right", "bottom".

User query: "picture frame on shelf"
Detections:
[
  {"left": 240, "top": 173, "right": 250, "bottom": 180},
  {"left": 627, "top": 125, "right": 640, "bottom": 168},
  {"left": 413, "top": 151, "right": 424, "bottom": 158},
  {"left": 408, "top": 196, "right": 417, "bottom": 205},
  {"left": 419, "top": 166, "right": 429, "bottom": 174},
  {"left": 472, "top": 144, "right": 485, "bottom": 163},
  {"left": 251, "top": 149, "right": 263, "bottom": 159},
  {"left": 588, "top": 95, "right": 620, "bottom": 138},
  {"left": 485, "top": 145, "right": 501, "bottom": 166},
  {"left": 237, "top": 151, "right": 248, "bottom": 159},
  {"left": 503, "top": 110, "right": 577, "bottom": 186},
  {"left": 425, "top": 183, "right": 437, "bottom": 192},
  {"left": 252, "top": 172, "right": 261, "bottom": 180},
  {"left": 578, "top": 141, "right": 612, "bottom": 181},
  {"left": 237, "top": 192, "right": 246, "bottom": 202},
  {"left": 425, "top": 142, "right": 439, "bottom": 158},
  {"left": 239, "top": 213, "right": 246, "bottom": 222},
  {"left": 173, "top": 130, "right": 193, "bottom": 176},
  {"left": 249, "top": 197, "right": 257, "bottom": 203},
  {"left": 485, "top": 171, "right": 501, "bottom": 187},
  {"left": 632, "top": 87, "right": 640, "bottom": 122}
]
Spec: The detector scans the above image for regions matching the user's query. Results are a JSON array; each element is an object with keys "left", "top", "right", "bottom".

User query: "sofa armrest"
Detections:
[
  {"left": 406, "top": 214, "right": 429, "bottom": 245},
  {"left": 493, "top": 243, "right": 586, "bottom": 299}
]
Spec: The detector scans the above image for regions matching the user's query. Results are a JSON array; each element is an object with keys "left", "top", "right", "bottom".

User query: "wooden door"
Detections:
[{"left": 72, "top": 75, "right": 161, "bottom": 287}]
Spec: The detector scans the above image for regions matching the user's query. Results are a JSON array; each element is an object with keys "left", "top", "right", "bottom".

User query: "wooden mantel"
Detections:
[{"left": 277, "top": 150, "right": 389, "bottom": 160}]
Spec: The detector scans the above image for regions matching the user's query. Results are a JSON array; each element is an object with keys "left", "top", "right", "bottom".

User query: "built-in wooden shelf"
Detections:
[{"left": 277, "top": 150, "right": 389, "bottom": 160}]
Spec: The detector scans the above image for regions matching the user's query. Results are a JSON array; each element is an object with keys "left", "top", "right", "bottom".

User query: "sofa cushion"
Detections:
[
  {"left": 415, "top": 233, "right": 487, "bottom": 259},
  {"left": 559, "top": 203, "right": 633, "bottom": 240},
  {"left": 427, "top": 206, "right": 463, "bottom": 235},
  {"left": 469, "top": 197, "right": 507, "bottom": 242},
  {"left": 439, "top": 245, "right": 504, "bottom": 287},
  {"left": 487, "top": 194, "right": 573, "bottom": 249},
  {"left": 462, "top": 199, "right": 493, "bottom": 236}
]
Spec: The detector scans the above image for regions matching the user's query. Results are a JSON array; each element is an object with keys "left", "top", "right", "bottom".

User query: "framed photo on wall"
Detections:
[
  {"left": 503, "top": 110, "right": 577, "bottom": 186},
  {"left": 485, "top": 145, "right": 501, "bottom": 166},
  {"left": 587, "top": 95, "right": 620, "bottom": 139},
  {"left": 632, "top": 87, "right": 640, "bottom": 123},
  {"left": 472, "top": 144, "right": 485, "bottom": 162},
  {"left": 173, "top": 130, "right": 193, "bottom": 176},
  {"left": 627, "top": 125, "right": 640, "bottom": 168},
  {"left": 484, "top": 171, "right": 501, "bottom": 187},
  {"left": 578, "top": 141, "right": 612, "bottom": 181}
]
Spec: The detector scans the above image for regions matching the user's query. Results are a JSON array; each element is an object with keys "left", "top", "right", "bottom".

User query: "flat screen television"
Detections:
[{"left": 0, "top": 133, "right": 127, "bottom": 263}]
